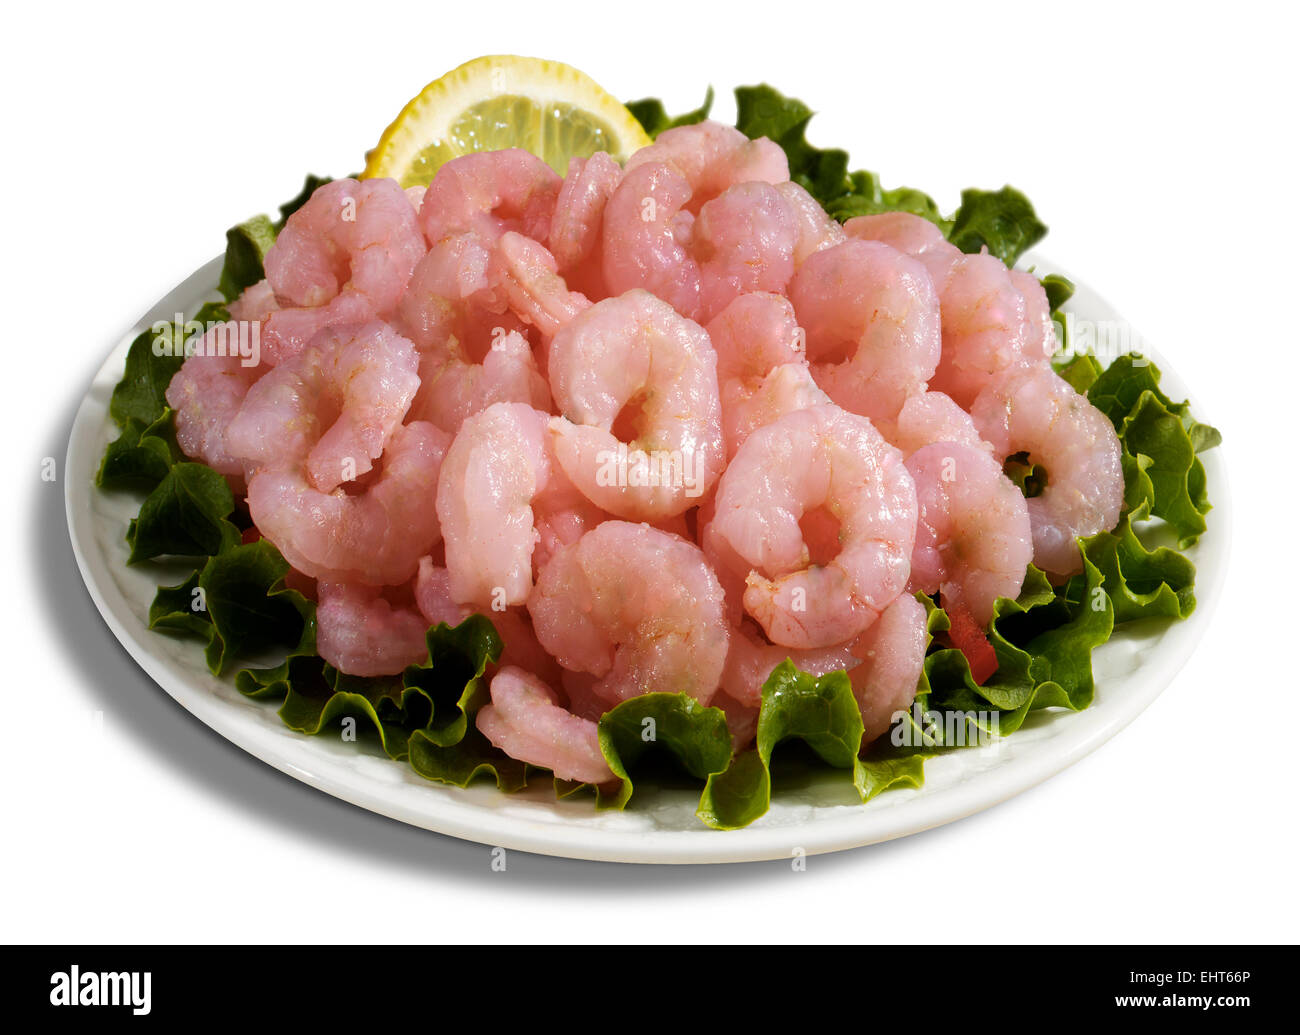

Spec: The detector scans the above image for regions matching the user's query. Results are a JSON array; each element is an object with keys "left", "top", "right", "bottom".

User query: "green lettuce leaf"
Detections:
[
  {"left": 626, "top": 88, "right": 714, "bottom": 138},
  {"left": 947, "top": 186, "right": 1048, "bottom": 267},
  {"left": 407, "top": 726, "right": 529, "bottom": 792},
  {"left": 96, "top": 408, "right": 180, "bottom": 491},
  {"left": 699, "top": 661, "right": 866, "bottom": 829},
  {"left": 217, "top": 214, "right": 277, "bottom": 302},
  {"left": 595, "top": 692, "right": 733, "bottom": 809},
  {"left": 125, "top": 462, "right": 242, "bottom": 564}
]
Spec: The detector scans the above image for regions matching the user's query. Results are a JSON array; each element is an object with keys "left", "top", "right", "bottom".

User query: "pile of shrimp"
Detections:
[{"left": 167, "top": 123, "right": 1123, "bottom": 786}]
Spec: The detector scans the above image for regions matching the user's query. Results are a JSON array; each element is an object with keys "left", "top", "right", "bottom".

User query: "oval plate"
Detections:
[{"left": 65, "top": 255, "right": 1229, "bottom": 863}]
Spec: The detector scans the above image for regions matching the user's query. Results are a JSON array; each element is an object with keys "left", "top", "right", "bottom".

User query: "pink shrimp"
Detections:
[
  {"left": 549, "top": 151, "right": 622, "bottom": 297},
  {"left": 708, "top": 404, "right": 918, "bottom": 649},
  {"left": 225, "top": 320, "right": 420, "bottom": 492},
  {"left": 704, "top": 292, "right": 828, "bottom": 458},
  {"left": 315, "top": 581, "right": 428, "bottom": 677},
  {"left": 262, "top": 178, "right": 426, "bottom": 364},
  {"left": 436, "top": 402, "right": 601, "bottom": 609},
  {"left": 693, "top": 181, "right": 800, "bottom": 321},
  {"left": 720, "top": 618, "right": 861, "bottom": 708},
  {"left": 843, "top": 211, "right": 956, "bottom": 264},
  {"left": 971, "top": 367, "right": 1124, "bottom": 575},
  {"left": 528, "top": 521, "right": 730, "bottom": 706},
  {"left": 246, "top": 421, "right": 450, "bottom": 586},
  {"left": 623, "top": 120, "right": 788, "bottom": 211},
  {"left": 881, "top": 390, "right": 993, "bottom": 459},
  {"left": 777, "top": 181, "right": 847, "bottom": 266},
  {"left": 165, "top": 323, "right": 265, "bottom": 478},
  {"left": 788, "top": 240, "right": 942, "bottom": 423},
  {"left": 547, "top": 290, "right": 724, "bottom": 520},
  {"left": 476, "top": 667, "right": 616, "bottom": 785},
  {"left": 847, "top": 592, "right": 927, "bottom": 743},
  {"left": 490, "top": 231, "right": 591, "bottom": 340},
  {"left": 419, "top": 149, "right": 562, "bottom": 246},
  {"left": 408, "top": 327, "right": 551, "bottom": 434},
  {"left": 227, "top": 279, "right": 279, "bottom": 323},
  {"left": 905, "top": 443, "right": 1033, "bottom": 626}
]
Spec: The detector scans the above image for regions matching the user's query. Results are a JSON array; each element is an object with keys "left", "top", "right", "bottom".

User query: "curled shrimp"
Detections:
[
  {"left": 476, "top": 667, "right": 616, "bottom": 785},
  {"left": 881, "top": 390, "right": 993, "bottom": 459},
  {"left": 705, "top": 292, "right": 828, "bottom": 458},
  {"left": 316, "top": 581, "right": 429, "bottom": 677},
  {"left": 624, "top": 120, "right": 788, "bottom": 211},
  {"left": 707, "top": 404, "right": 918, "bottom": 649},
  {"left": 693, "top": 181, "right": 800, "bottom": 321},
  {"left": 788, "top": 240, "right": 942, "bottom": 424},
  {"left": 491, "top": 231, "right": 591, "bottom": 341},
  {"left": 549, "top": 151, "right": 623, "bottom": 296},
  {"left": 409, "top": 327, "right": 551, "bottom": 433},
  {"left": 419, "top": 148, "right": 562, "bottom": 246},
  {"left": 847, "top": 592, "right": 927, "bottom": 743},
  {"left": 843, "top": 211, "right": 955, "bottom": 264},
  {"left": 165, "top": 323, "right": 266, "bottom": 479},
  {"left": 436, "top": 402, "right": 603, "bottom": 609},
  {"left": 905, "top": 442, "right": 1033, "bottom": 626},
  {"left": 225, "top": 320, "right": 420, "bottom": 492},
  {"left": 247, "top": 421, "right": 451, "bottom": 586},
  {"left": 528, "top": 521, "right": 730, "bottom": 706},
  {"left": 546, "top": 289, "right": 724, "bottom": 520},
  {"left": 971, "top": 367, "right": 1124, "bottom": 575},
  {"left": 778, "top": 181, "right": 848, "bottom": 265},
  {"left": 262, "top": 178, "right": 426, "bottom": 364}
]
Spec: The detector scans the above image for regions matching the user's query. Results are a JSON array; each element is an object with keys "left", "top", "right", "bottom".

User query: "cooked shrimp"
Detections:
[
  {"left": 720, "top": 618, "right": 861, "bottom": 708},
  {"left": 705, "top": 292, "right": 828, "bottom": 458},
  {"left": 316, "top": 581, "right": 428, "bottom": 677},
  {"left": 693, "top": 181, "right": 800, "bottom": 321},
  {"left": 165, "top": 324, "right": 264, "bottom": 478},
  {"left": 843, "top": 211, "right": 956, "bottom": 263},
  {"left": 246, "top": 421, "right": 450, "bottom": 586},
  {"left": 437, "top": 402, "right": 599, "bottom": 609},
  {"left": 263, "top": 178, "right": 426, "bottom": 363},
  {"left": 971, "top": 367, "right": 1124, "bottom": 575},
  {"left": 547, "top": 290, "right": 724, "bottom": 520},
  {"left": 846, "top": 591, "right": 927, "bottom": 743},
  {"left": 624, "top": 120, "right": 788, "bottom": 211},
  {"left": 928, "top": 253, "right": 1057, "bottom": 408},
  {"left": 549, "top": 151, "right": 622, "bottom": 296},
  {"left": 225, "top": 321, "right": 420, "bottom": 492},
  {"left": 777, "top": 181, "right": 847, "bottom": 266},
  {"left": 227, "top": 278, "right": 279, "bottom": 323},
  {"left": 528, "top": 521, "right": 730, "bottom": 706},
  {"left": 477, "top": 667, "right": 616, "bottom": 785},
  {"left": 601, "top": 162, "right": 703, "bottom": 319},
  {"left": 882, "top": 390, "right": 993, "bottom": 459},
  {"left": 708, "top": 404, "right": 918, "bottom": 649},
  {"left": 408, "top": 328, "right": 551, "bottom": 433},
  {"left": 419, "top": 149, "right": 562, "bottom": 246},
  {"left": 788, "top": 240, "right": 941, "bottom": 423},
  {"left": 491, "top": 231, "right": 591, "bottom": 340},
  {"left": 905, "top": 442, "right": 1033, "bottom": 626}
]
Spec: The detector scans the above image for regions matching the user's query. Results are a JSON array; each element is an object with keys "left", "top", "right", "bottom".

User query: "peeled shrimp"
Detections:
[
  {"left": 225, "top": 320, "right": 420, "bottom": 492},
  {"left": 882, "top": 390, "right": 993, "bottom": 459},
  {"left": 777, "top": 181, "right": 847, "bottom": 266},
  {"left": 843, "top": 211, "right": 955, "bottom": 263},
  {"left": 409, "top": 327, "right": 551, "bottom": 433},
  {"left": 547, "top": 290, "right": 724, "bottom": 520},
  {"left": 788, "top": 240, "right": 941, "bottom": 423},
  {"left": 419, "top": 149, "right": 561, "bottom": 246},
  {"left": 905, "top": 442, "right": 1033, "bottom": 626},
  {"left": 437, "top": 402, "right": 601, "bottom": 609},
  {"left": 227, "top": 279, "right": 279, "bottom": 323},
  {"left": 708, "top": 403, "right": 918, "bottom": 649},
  {"left": 165, "top": 324, "right": 264, "bottom": 478},
  {"left": 971, "top": 367, "right": 1124, "bottom": 575},
  {"left": 528, "top": 521, "right": 730, "bottom": 706},
  {"left": 693, "top": 181, "right": 800, "bottom": 321},
  {"left": 476, "top": 666, "right": 616, "bottom": 785},
  {"left": 847, "top": 591, "right": 927, "bottom": 743},
  {"left": 263, "top": 178, "right": 426, "bottom": 364},
  {"left": 491, "top": 231, "right": 591, "bottom": 340},
  {"left": 705, "top": 292, "right": 829, "bottom": 458},
  {"left": 316, "top": 581, "right": 428, "bottom": 677},
  {"left": 623, "top": 120, "right": 788, "bottom": 211},
  {"left": 246, "top": 421, "right": 451, "bottom": 586},
  {"left": 549, "top": 151, "right": 622, "bottom": 296}
]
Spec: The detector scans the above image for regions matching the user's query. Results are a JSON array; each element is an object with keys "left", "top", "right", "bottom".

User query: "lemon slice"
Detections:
[{"left": 363, "top": 55, "right": 652, "bottom": 187}]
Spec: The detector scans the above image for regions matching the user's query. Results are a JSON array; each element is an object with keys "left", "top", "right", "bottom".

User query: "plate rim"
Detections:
[{"left": 64, "top": 253, "right": 1232, "bottom": 864}]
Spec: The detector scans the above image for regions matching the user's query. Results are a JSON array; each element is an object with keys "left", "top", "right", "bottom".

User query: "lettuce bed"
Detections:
[{"left": 94, "top": 85, "right": 1220, "bottom": 831}]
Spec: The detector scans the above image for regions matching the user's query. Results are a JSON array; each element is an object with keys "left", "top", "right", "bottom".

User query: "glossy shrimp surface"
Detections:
[
  {"left": 528, "top": 521, "right": 730, "bottom": 706},
  {"left": 547, "top": 290, "right": 724, "bottom": 519},
  {"left": 971, "top": 367, "right": 1124, "bottom": 574},
  {"left": 905, "top": 442, "right": 1033, "bottom": 625},
  {"left": 623, "top": 120, "right": 788, "bottom": 210},
  {"left": 709, "top": 404, "right": 918, "bottom": 649},
  {"left": 419, "top": 148, "right": 562, "bottom": 245}
]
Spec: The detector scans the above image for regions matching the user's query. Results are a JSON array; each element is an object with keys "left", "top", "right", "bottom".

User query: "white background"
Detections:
[{"left": 3, "top": 0, "right": 1296, "bottom": 943}]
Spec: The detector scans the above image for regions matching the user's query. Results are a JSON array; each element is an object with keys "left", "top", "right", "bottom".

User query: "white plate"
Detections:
[{"left": 65, "top": 254, "right": 1230, "bottom": 864}]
